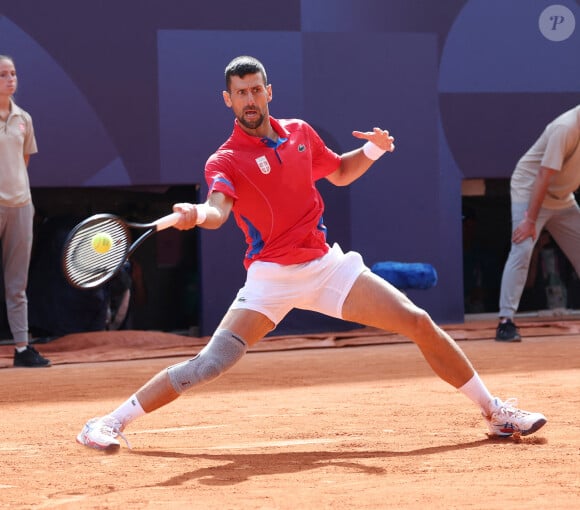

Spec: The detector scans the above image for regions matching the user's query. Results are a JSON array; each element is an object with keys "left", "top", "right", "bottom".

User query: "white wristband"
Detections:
[
  {"left": 195, "top": 204, "right": 209, "bottom": 225},
  {"left": 363, "top": 141, "right": 387, "bottom": 161},
  {"left": 362, "top": 141, "right": 387, "bottom": 161}
]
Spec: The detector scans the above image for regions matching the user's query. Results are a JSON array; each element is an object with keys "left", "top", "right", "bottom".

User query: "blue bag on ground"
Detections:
[{"left": 371, "top": 261, "right": 438, "bottom": 290}]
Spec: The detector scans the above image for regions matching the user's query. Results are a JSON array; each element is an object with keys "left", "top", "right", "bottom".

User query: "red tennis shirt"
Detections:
[{"left": 205, "top": 116, "right": 341, "bottom": 269}]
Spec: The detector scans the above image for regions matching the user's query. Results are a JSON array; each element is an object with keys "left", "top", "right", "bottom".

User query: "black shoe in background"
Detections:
[
  {"left": 13, "top": 345, "right": 52, "bottom": 367},
  {"left": 495, "top": 319, "right": 522, "bottom": 342}
]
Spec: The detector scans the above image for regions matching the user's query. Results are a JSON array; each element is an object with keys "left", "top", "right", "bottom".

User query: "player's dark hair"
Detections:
[{"left": 225, "top": 56, "right": 267, "bottom": 91}]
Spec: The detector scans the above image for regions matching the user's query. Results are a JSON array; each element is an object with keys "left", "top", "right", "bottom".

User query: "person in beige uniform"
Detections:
[
  {"left": 0, "top": 55, "right": 50, "bottom": 367},
  {"left": 497, "top": 105, "right": 580, "bottom": 342}
]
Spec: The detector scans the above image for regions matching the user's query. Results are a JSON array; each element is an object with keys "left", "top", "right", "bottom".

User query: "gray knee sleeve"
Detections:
[{"left": 167, "top": 329, "right": 248, "bottom": 393}]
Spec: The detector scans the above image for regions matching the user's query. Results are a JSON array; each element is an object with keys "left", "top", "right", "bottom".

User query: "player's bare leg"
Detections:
[
  {"left": 341, "top": 270, "right": 547, "bottom": 436},
  {"left": 77, "top": 309, "right": 274, "bottom": 451},
  {"left": 342, "top": 270, "right": 474, "bottom": 387}
]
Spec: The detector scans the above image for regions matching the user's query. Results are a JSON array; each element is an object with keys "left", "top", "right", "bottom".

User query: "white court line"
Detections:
[
  {"left": 0, "top": 444, "right": 38, "bottom": 453},
  {"left": 0, "top": 444, "right": 29, "bottom": 451},
  {"left": 34, "top": 496, "right": 86, "bottom": 509},
  {"left": 130, "top": 425, "right": 364, "bottom": 450},
  {"left": 132, "top": 424, "right": 229, "bottom": 435},
  {"left": 207, "top": 437, "right": 363, "bottom": 450},
  {"left": 248, "top": 413, "right": 306, "bottom": 417}
]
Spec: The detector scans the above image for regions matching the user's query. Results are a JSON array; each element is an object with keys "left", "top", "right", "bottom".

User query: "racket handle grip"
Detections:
[{"left": 154, "top": 212, "right": 182, "bottom": 231}]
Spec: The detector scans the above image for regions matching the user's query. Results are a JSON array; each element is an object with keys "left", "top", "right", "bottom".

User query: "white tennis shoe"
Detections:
[
  {"left": 76, "top": 415, "right": 130, "bottom": 451},
  {"left": 484, "top": 397, "right": 547, "bottom": 437}
]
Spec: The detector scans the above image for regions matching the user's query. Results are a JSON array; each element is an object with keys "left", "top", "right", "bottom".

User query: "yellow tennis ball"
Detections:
[{"left": 91, "top": 232, "right": 113, "bottom": 254}]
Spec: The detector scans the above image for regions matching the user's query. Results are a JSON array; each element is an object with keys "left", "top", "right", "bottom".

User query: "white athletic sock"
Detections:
[
  {"left": 458, "top": 373, "right": 495, "bottom": 414},
  {"left": 110, "top": 394, "right": 146, "bottom": 428}
]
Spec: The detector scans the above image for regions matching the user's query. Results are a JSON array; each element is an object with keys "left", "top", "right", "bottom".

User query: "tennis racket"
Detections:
[{"left": 62, "top": 212, "right": 181, "bottom": 289}]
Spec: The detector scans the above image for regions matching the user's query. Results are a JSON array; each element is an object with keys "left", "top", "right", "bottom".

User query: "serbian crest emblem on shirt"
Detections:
[{"left": 255, "top": 155, "right": 271, "bottom": 174}]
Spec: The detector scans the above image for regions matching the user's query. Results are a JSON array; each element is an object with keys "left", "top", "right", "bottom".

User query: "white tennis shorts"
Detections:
[{"left": 229, "top": 243, "right": 368, "bottom": 325}]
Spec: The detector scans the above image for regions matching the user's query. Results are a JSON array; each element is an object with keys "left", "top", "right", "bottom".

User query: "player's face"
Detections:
[
  {"left": 0, "top": 59, "right": 17, "bottom": 98},
  {"left": 223, "top": 73, "right": 272, "bottom": 132}
]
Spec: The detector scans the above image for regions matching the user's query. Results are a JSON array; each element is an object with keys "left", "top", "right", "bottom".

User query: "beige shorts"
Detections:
[{"left": 229, "top": 243, "right": 368, "bottom": 325}]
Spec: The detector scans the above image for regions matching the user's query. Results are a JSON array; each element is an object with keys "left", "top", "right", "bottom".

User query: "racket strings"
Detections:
[{"left": 64, "top": 219, "right": 129, "bottom": 287}]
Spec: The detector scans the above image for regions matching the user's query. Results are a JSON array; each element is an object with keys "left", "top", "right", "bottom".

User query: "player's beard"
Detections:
[{"left": 237, "top": 109, "right": 265, "bottom": 130}]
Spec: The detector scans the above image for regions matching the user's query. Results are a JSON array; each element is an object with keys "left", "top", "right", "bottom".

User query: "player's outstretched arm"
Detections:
[
  {"left": 326, "top": 127, "right": 395, "bottom": 186},
  {"left": 172, "top": 192, "right": 233, "bottom": 230},
  {"left": 352, "top": 127, "right": 395, "bottom": 152}
]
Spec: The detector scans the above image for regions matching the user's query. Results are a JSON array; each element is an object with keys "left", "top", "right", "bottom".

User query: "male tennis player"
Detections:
[{"left": 77, "top": 55, "right": 546, "bottom": 451}]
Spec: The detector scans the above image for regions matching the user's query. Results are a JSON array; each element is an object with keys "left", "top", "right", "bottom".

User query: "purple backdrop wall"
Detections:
[{"left": 1, "top": 0, "right": 578, "bottom": 335}]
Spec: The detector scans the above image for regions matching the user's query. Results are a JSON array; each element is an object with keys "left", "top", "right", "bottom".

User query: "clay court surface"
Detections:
[{"left": 0, "top": 317, "right": 579, "bottom": 509}]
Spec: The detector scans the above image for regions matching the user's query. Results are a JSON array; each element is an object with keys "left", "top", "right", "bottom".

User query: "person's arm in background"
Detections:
[{"left": 512, "top": 166, "right": 557, "bottom": 244}]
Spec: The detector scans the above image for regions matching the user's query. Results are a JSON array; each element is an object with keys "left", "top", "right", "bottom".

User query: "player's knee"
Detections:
[
  {"left": 407, "top": 307, "right": 433, "bottom": 337},
  {"left": 167, "top": 329, "right": 248, "bottom": 393},
  {"left": 198, "top": 359, "right": 222, "bottom": 382}
]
